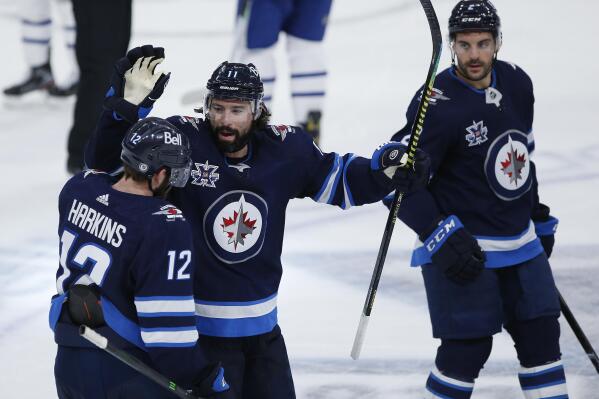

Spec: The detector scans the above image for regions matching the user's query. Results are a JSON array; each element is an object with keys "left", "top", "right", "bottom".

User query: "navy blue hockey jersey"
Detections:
[
  {"left": 50, "top": 171, "right": 207, "bottom": 386},
  {"left": 86, "top": 112, "right": 395, "bottom": 338},
  {"left": 393, "top": 61, "right": 552, "bottom": 268}
]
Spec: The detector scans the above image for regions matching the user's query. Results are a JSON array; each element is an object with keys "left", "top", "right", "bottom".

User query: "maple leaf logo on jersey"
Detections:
[
  {"left": 465, "top": 120, "right": 489, "bottom": 147},
  {"left": 500, "top": 136, "right": 527, "bottom": 184},
  {"left": 153, "top": 205, "right": 185, "bottom": 221},
  {"left": 220, "top": 201, "right": 257, "bottom": 250},
  {"left": 191, "top": 160, "right": 220, "bottom": 188}
]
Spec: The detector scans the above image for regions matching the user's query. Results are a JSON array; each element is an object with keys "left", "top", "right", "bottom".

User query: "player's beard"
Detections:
[
  {"left": 456, "top": 58, "right": 493, "bottom": 83},
  {"left": 210, "top": 125, "right": 252, "bottom": 154}
]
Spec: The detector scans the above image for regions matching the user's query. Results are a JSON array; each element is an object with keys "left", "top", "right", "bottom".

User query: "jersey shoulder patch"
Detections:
[
  {"left": 267, "top": 124, "right": 297, "bottom": 142},
  {"left": 151, "top": 203, "right": 186, "bottom": 222}
]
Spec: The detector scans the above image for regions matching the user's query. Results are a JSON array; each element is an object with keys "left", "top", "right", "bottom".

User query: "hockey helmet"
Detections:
[
  {"left": 204, "top": 61, "right": 264, "bottom": 120},
  {"left": 121, "top": 117, "right": 192, "bottom": 188},
  {"left": 449, "top": 0, "right": 501, "bottom": 39}
]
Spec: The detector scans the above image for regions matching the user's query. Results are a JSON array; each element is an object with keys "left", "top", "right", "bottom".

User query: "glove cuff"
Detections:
[
  {"left": 534, "top": 216, "right": 558, "bottom": 236},
  {"left": 532, "top": 203, "right": 551, "bottom": 221},
  {"left": 419, "top": 215, "right": 464, "bottom": 256}
]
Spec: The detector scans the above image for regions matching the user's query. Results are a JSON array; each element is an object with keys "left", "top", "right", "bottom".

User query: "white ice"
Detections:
[{"left": 0, "top": 0, "right": 598, "bottom": 397}]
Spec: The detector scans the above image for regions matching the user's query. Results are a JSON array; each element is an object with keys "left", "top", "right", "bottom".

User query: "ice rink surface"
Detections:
[{"left": 0, "top": 0, "right": 598, "bottom": 397}]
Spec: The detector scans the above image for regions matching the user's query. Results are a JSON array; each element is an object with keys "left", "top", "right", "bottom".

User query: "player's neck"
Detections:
[
  {"left": 225, "top": 145, "right": 249, "bottom": 159},
  {"left": 112, "top": 177, "right": 153, "bottom": 197}
]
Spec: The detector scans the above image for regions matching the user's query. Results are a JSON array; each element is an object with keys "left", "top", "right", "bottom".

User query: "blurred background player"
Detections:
[
  {"left": 3, "top": 0, "right": 79, "bottom": 97},
  {"left": 231, "top": 0, "right": 332, "bottom": 144},
  {"left": 389, "top": 1, "right": 568, "bottom": 398},
  {"left": 50, "top": 117, "right": 231, "bottom": 398},
  {"left": 65, "top": 0, "right": 132, "bottom": 174}
]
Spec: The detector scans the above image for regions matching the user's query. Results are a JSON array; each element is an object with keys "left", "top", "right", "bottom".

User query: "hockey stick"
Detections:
[
  {"left": 351, "top": 0, "right": 442, "bottom": 360},
  {"left": 558, "top": 291, "right": 599, "bottom": 374},
  {"left": 80, "top": 326, "right": 204, "bottom": 399}
]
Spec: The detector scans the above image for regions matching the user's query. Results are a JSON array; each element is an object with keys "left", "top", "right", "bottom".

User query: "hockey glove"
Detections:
[
  {"left": 532, "top": 203, "right": 558, "bottom": 258},
  {"left": 420, "top": 215, "right": 486, "bottom": 285},
  {"left": 104, "top": 45, "right": 170, "bottom": 123},
  {"left": 192, "top": 362, "right": 230, "bottom": 397},
  {"left": 371, "top": 142, "right": 431, "bottom": 193}
]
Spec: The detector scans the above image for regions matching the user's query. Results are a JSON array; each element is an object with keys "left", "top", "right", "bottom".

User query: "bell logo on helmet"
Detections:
[
  {"left": 219, "top": 86, "right": 239, "bottom": 91},
  {"left": 164, "top": 131, "right": 182, "bottom": 145}
]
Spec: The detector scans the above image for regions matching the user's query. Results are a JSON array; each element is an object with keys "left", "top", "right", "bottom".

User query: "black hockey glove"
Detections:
[
  {"left": 104, "top": 45, "right": 170, "bottom": 123},
  {"left": 191, "top": 362, "right": 230, "bottom": 397},
  {"left": 532, "top": 203, "right": 558, "bottom": 259},
  {"left": 371, "top": 142, "right": 431, "bottom": 193},
  {"left": 420, "top": 215, "right": 486, "bottom": 285}
]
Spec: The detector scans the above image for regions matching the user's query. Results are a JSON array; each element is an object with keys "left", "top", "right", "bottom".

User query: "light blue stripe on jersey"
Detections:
[
  {"left": 195, "top": 293, "right": 278, "bottom": 337},
  {"left": 314, "top": 154, "right": 343, "bottom": 204},
  {"left": 135, "top": 295, "right": 196, "bottom": 317},
  {"left": 411, "top": 221, "right": 544, "bottom": 268},
  {"left": 140, "top": 326, "right": 198, "bottom": 348},
  {"left": 341, "top": 155, "right": 357, "bottom": 209},
  {"left": 196, "top": 307, "right": 277, "bottom": 337},
  {"left": 101, "top": 296, "right": 145, "bottom": 349},
  {"left": 49, "top": 293, "right": 67, "bottom": 330}
]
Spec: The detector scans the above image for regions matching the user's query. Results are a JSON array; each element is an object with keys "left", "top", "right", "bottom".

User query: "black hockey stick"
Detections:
[
  {"left": 351, "top": 0, "right": 442, "bottom": 360},
  {"left": 80, "top": 326, "right": 204, "bottom": 399},
  {"left": 558, "top": 291, "right": 599, "bottom": 374}
]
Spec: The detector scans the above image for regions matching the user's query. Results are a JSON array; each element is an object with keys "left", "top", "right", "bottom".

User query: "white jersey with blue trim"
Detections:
[
  {"left": 392, "top": 60, "right": 545, "bottom": 268},
  {"left": 85, "top": 112, "right": 394, "bottom": 338},
  {"left": 50, "top": 171, "right": 208, "bottom": 386}
]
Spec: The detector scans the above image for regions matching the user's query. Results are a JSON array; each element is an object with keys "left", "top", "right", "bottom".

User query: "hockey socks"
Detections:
[
  {"left": 518, "top": 359, "right": 568, "bottom": 399},
  {"left": 425, "top": 367, "right": 474, "bottom": 399}
]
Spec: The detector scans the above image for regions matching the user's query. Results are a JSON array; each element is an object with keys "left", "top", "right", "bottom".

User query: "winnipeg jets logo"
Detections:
[
  {"left": 270, "top": 124, "right": 295, "bottom": 141},
  {"left": 419, "top": 87, "right": 450, "bottom": 105},
  {"left": 191, "top": 160, "right": 220, "bottom": 188},
  {"left": 500, "top": 135, "right": 527, "bottom": 185},
  {"left": 152, "top": 205, "right": 185, "bottom": 221},
  {"left": 484, "top": 130, "right": 532, "bottom": 201},
  {"left": 220, "top": 198, "right": 257, "bottom": 250},
  {"left": 465, "top": 120, "right": 489, "bottom": 147},
  {"left": 204, "top": 191, "right": 268, "bottom": 264}
]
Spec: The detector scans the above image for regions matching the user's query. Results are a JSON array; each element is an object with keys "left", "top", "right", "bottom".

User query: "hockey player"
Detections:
[
  {"left": 84, "top": 45, "right": 431, "bottom": 398},
  {"left": 389, "top": 1, "right": 568, "bottom": 398},
  {"left": 3, "top": 0, "right": 79, "bottom": 97},
  {"left": 50, "top": 117, "right": 231, "bottom": 398},
  {"left": 231, "top": 0, "right": 333, "bottom": 144}
]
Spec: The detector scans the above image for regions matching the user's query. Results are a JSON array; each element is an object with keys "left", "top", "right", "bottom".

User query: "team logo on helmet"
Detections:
[
  {"left": 203, "top": 191, "right": 268, "bottom": 264},
  {"left": 484, "top": 130, "right": 532, "bottom": 200},
  {"left": 191, "top": 160, "right": 220, "bottom": 188},
  {"left": 465, "top": 120, "right": 489, "bottom": 147},
  {"left": 270, "top": 124, "right": 295, "bottom": 141}
]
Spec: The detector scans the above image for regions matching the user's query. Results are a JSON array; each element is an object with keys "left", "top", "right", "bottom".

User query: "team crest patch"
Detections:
[
  {"left": 419, "top": 87, "right": 450, "bottom": 105},
  {"left": 153, "top": 205, "right": 185, "bottom": 221},
  {"left": 484, "top": 130, "right": 532, "bottom": 201},
  {"left": 191, "top": 160, "right": 220, "bottom": 188},
  {"left": 270, "top": 124, "right": 295, "bottom": 141},
  {"left": 203, "top": 191, "right": 268, "bottom": 264},
  {"left": 465, "top": 120, "right": 489, "bottom": 147}
]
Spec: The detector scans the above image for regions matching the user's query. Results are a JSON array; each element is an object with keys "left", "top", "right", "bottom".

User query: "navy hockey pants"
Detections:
[
  {"left": 55, "top": 346, "right": 177, "bottom": 399},
  {"left": 421, "top": 253, "right": 561, "bottom": 339},
  {"left": 198, "top": 324, "right": 295, "bottom": 399}
]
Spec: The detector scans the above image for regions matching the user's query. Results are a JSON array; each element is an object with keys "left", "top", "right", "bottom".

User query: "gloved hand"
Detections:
[
  {"left": 420, "top": 215, "right": 486, "bottom": 284},
  {"left": 104, "top": 45, "right": 170, "bottom": 123},
  {"left": 532, "top": 203, "right": 558, "bottom": 258},
  {"left": 192, "top": 362, "right": 230, "bottom": 397},
  {"left": 371, "top": 142, "right": 431, "bottom": 193}
]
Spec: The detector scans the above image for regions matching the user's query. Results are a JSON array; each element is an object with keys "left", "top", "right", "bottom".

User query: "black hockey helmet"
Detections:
[
  {"left": 204, "top": 61, "right": 264, "bottom": 119},
  {"left": 449, "top": 0, "right": 501, "bottom": 39},
  {"left": 121, "top": 117, "right": 192, "bottom": 188}
]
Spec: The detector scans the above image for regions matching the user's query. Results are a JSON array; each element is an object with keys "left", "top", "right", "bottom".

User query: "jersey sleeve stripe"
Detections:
[
  {"left": 341, "top": 154, "right": 357, "bottom": 210},
  {"left": 134, "top": 298, "right": 196, "bottom": 314},
  {"left": 314, "top": 153, "right": 343, "bottom": 204},
  {"left": 140, "top": 328, "right": 198, "bottom": 346}
]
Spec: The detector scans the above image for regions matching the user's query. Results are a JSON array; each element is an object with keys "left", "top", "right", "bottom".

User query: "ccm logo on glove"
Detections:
[{"left": 424, "top": 215, "right": 464, "bottom": 254}]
